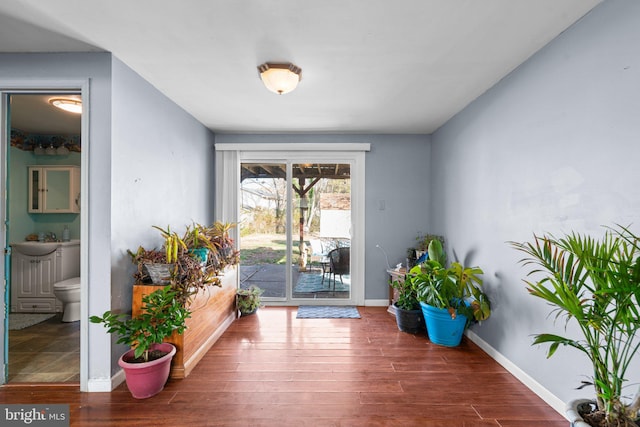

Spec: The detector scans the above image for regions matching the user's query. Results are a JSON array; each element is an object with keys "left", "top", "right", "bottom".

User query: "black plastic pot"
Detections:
[{"left": 394, "top": 303, "right": 425, "bottom": 334}]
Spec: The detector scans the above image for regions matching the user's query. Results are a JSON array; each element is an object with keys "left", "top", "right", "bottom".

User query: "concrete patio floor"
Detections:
[{"left": 240, "top": 264, "right": 349, "bottom": 300}]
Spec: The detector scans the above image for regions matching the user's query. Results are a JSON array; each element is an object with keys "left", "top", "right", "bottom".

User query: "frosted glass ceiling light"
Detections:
[
  {"left": 257, "top": 63, "right": 302, "bottom": 95},
  {"left": 49, "top": 97, "right": 82, "bottom": 114}
]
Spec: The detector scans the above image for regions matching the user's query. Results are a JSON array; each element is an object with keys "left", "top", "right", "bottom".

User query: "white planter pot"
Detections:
[{"left": 566, "top": 398, "right": 596, "bottom": 427}]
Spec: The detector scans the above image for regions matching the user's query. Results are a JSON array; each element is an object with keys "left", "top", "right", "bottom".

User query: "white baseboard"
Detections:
[
  {"left": 465, "top": 329, "right": 568, "bottom": 420},
  {"left": 364, "top": 299, "right": 389, "bottom": 306},
  {"left": 87, "top": 369, "right": 125, "bottom": 392}
]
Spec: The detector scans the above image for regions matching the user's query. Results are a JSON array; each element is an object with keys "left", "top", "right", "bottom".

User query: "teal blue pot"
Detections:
[
  {"left": 420, "top": 302, "right": 467, "bottom": 347},
  {"left": 189, "top": 248, "right": 209, "bottom": 264}
]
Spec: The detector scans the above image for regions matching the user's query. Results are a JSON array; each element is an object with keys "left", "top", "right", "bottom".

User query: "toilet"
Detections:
[{"left": 53, "top": 277, "right": 81, "bottom": 322}]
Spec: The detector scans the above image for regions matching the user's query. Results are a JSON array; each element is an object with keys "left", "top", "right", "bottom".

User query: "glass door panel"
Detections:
[
  {"left": 239, "top": 163, "right": 288, "bottom": 300},
  {"left": 291, "top": 163, "right": 351, "bottom": 300}
]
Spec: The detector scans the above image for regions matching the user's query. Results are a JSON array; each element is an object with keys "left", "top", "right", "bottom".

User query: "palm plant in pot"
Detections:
[
  {"left": 414, "top": 240, "right": 491, "bottom": 347},
  {"left": 511, "top": 225, "right": 640, "bottom": 427},
  {"left": 90, "top": 285, "right": 190, "bottom": 399},
  {"left": 391, "top": 272, "right": 424, "bottom": 334}
]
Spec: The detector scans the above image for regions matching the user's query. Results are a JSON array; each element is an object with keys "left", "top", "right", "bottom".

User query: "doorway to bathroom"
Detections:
[{"left": 3, "top": 92, "right": 82, "bottom": 383}]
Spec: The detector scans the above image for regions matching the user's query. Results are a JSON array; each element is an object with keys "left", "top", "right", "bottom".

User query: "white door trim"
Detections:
[{"left": 216, "top": 144, "right": 367, "bottom": 306}]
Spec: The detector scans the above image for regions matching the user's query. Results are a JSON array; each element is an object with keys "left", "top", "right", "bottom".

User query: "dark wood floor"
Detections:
[{"left": 0, "top": 306, "right": 567, "bottom": 426}]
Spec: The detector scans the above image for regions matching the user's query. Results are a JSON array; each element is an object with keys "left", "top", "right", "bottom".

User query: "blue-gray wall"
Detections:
[
  {"left": 108, "top": 57, "right": 216, "bottom": 372},
  {"left": 430, "top": 0, "right": 640, "bottom": 407},
  {"left": 0, "top": 52, "right": 216, "bottom": 386},
  {"left": 214, "top": 133, "right": 431, "bottom": 300}
]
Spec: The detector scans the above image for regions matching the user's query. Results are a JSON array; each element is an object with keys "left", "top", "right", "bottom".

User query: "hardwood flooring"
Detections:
[
  {"left": 8, "top": 313, "right": 79, "bottom": 383},
  {"left": 0, "top": 306, "right": 567, "bottom": 426}
]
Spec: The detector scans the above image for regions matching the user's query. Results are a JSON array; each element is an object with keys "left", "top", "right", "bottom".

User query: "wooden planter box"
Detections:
[{"left": 132, "top": 265, "right": 237, "bottom": 379}]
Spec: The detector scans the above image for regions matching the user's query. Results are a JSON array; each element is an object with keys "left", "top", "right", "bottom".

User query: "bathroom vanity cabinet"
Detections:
[
  {"left": 28, "top": 166, "right": 80, "bottom": 213},
  {"left": 10, "top": 241, "right": 80, "bottom": 313}
]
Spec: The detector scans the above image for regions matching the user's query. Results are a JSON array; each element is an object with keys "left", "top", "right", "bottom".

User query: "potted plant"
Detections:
[
  {"left": 236, "top": 285, "right": 264, "bottom": 316},
  {"left": 511, "top": 225, "right": 640, "bottom": 427},
  {"left": 128, "top": 224, "right": 224, "bottom": 305},
  {"left": 206, "top": 221, "right": 240, "bottom": 270},
  {"left": 413, "top": 239, "right": 491, "bottom": 347},
  {"left": 128, "top": 221, "right": 241, "bottom": 379},
  {"left": 390, "top": 272, "right": 424, "bottom": 334},
  {"left": 181, "top": 222, "right": 214, "bottom": 265},
  {"left": 90, "top": 285, "right": 190, "bottom": 399},
  {"left": 414, "top": 233, "right": 445, "bottom": 263}
]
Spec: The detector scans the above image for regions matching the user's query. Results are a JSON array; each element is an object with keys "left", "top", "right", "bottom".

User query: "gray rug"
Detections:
[
  {"left": 296, "top": 306, "right": 360, "bottom": 319},
  {"left": 9, "top": 313, "right": 56, "bottom": 330},
  {"left": 294, "top": 272, "right": 350, "bottom": 293}
]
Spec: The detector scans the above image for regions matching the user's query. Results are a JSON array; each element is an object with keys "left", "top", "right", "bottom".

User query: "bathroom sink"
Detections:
[{"left": 11, "top": 241, "right": 60, "bottom": 256}]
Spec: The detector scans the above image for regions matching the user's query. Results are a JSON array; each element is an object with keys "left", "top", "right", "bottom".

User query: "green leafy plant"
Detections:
[
  {"left": 236, "top": 286, "right": 264, "bottom": 315},
  {"left": 413, "top": 239, "right": 491, "bottom": 324},
  {"left": 90, "top": 286, "right": 190, "bottom": 362},
  {"left": 152, "top": 225, "right": 187, "bottom": 264},
  {"left": 415, "top": 233, "right": 445, "bottom": 252},
  {"left": 391, "top": 275, "right": 420, "bottom": 311},
  {"left": 511, "top": 225, "right": 640, "bottom": 427}
]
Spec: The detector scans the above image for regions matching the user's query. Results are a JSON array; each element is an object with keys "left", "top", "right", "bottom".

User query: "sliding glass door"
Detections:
[
  {"left": 290, "top": 163, "right": 351, "bottom": 300},
  {"left": 216, "top": 144, "right": 367, "bottom": 306},
  {"left": 239, "top": 163, "right": 288, "bottom": 299},
  {"left": 236, "top": 157, "right": 361, "bottom": 305}
]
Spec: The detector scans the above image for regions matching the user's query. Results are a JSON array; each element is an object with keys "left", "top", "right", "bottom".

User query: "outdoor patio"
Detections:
[{"left": 240, "top": 264, "right": 350, "bottom": 299}]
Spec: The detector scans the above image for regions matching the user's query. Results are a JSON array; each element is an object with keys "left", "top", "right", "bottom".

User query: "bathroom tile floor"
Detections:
[{"left": 8, "top": 313, "right": 80, "bottom": 383}]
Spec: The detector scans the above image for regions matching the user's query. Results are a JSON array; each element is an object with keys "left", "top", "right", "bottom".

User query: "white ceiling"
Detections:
[{"left": 0, "top": 0, "right": 602, "bottom": 135}]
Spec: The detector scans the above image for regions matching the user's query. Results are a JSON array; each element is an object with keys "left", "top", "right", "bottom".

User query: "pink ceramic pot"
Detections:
[{"left": 118, "top": 342, "right": 176, "bottom": 399}]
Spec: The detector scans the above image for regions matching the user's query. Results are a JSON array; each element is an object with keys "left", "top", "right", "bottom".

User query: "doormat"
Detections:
[
  {"left": 9, "top": 313, "right": 56, "bottom": 330},
  {"left": 296, "top": 306, "right": 360, "bottom": 319},
  {"left": 294, "top": 272, "right": 350, "bottom": 293}
]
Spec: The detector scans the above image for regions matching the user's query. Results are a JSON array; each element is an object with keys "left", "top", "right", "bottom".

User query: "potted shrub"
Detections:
[
  {"left": 90, "top": 285, "right": 190, "bottom": 399},
  {"left": 391, "top": 272, "right": 424, "bottom": 334},
  {"left": 414, "top": 240, "right": 491, "bottom": 347},
  {"left": 511, "top": 225, "right": 640, "bottom": 427},
  {"left": 236, "top": 285, "right": 264, "bottom": 316}
]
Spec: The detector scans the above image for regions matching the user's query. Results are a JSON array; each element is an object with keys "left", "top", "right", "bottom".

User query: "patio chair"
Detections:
[{"left": 327, "top": 247, "right": 350, "bottom": 291}]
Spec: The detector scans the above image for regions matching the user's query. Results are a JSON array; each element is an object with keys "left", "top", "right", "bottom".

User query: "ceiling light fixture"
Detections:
[
  {"left": 49, "top": 97, "right": 82, "bottom": 114},
  {"left": 257, "top": 63, "right": 302, "bottom": 95}
]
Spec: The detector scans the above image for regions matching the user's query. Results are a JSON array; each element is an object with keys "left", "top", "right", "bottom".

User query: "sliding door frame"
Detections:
[{"left": 215, "top": 143, "right": 369, "bottom": 306}]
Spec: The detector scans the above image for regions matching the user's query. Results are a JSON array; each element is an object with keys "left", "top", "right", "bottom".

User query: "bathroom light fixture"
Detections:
[
  {"left": 34, "top": 144, "right": 46, "bottom": 156},
  {"left": 257, "top": 62, "right": 302, "bottom": 95},
  {"left": 49, "top": 97, "right": 82, "bottom": 114},
  {"left": 45, "top": 144, "right": 57, "bottom": 156},
  {"left": 56, "top": 145, "right": 70, "bottom": 155}
]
